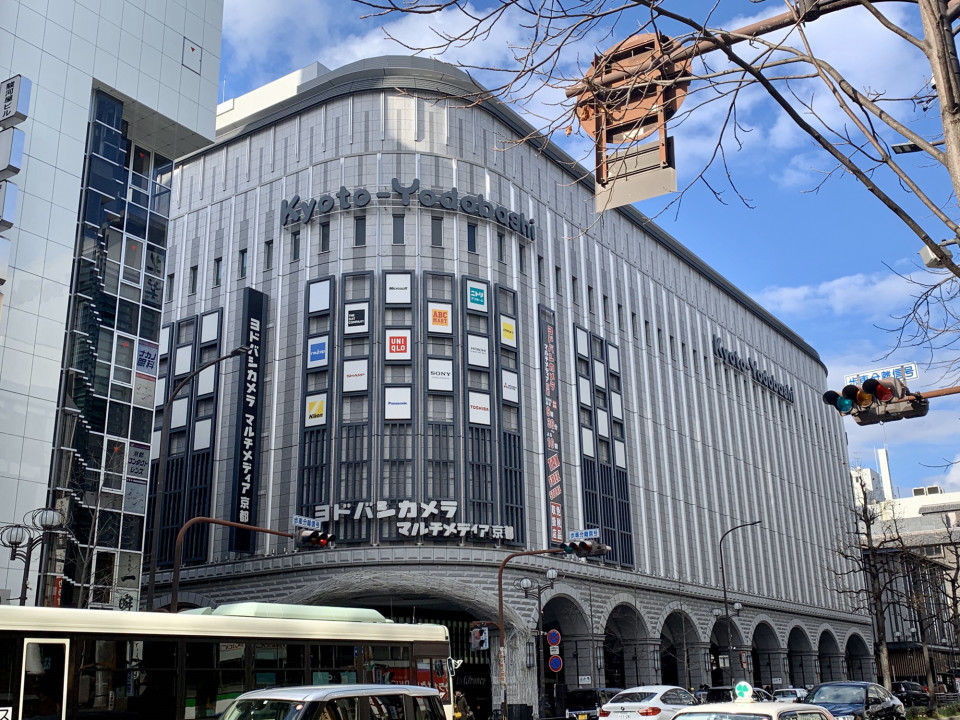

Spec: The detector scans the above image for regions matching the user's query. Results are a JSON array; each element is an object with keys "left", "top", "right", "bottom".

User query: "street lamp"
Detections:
[
  {"left": 145, "top": 344, "right": 250, "bottom": 610},
  {"left": 517, "top": 568, "right": 559, "bottom": 720},
  {"left": 719, "top": 520, "right": 761, "bottom": 681},
  {"left": 0, "top": 509, "right": 64, "bottom": 605}
]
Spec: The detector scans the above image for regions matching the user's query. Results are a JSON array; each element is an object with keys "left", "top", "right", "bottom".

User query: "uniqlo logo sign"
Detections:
[{"left": 389, "top": 335, "right": 407, "bottom": 354}]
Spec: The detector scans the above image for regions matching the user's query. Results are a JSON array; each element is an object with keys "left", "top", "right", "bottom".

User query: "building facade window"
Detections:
[
  {"left": 264, "top": 240, "right": 273, "bottom": 270},
  {"left": 189, "top": 265, "right": 198, "bottom": 294},
  {"left": 213, "top": 258, "right": 222, "bottom": 287},
  {"left": 320, "top": 221, "right": 330, "bottom": 253},
  {"left": 238, "top": 248, "right": 247, "bottom": 278},
  {"left": 497, "top": 232, "right": 505, "bottom": 263},
  {"left": 166, "top": 273, "right": 174, "bottom": 301},
  {"left": 393, "top": 215, "right": 405, "bottom": 245},
  {"left": 431, "top": 216, "right": 443, "bottom": 247},
  {"left": 467, "top": 223, "right": 477, "bottom": 253},
  {"left": 355, "top": 216, "right": 366, "bottom": 247},
  {"left": 291, "top": 230, "right": 301, "bottom": 260}
]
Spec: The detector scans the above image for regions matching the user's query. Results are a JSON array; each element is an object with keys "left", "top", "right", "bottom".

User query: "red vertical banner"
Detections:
[{"left": 539, "top": 307, "right": 564, "bottom": 543}]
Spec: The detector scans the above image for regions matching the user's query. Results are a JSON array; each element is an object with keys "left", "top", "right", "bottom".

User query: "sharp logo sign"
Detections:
[{"left": 280, "top": 178, "right": 538, "bottom": 241}]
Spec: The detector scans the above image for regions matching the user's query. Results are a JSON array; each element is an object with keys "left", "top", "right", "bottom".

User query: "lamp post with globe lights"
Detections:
[
  {"left": 516, "top": 568, "right": 559, "bottom": 719},
  {"left": 0, "top": 508, "right": 65, "bottom": 605}
]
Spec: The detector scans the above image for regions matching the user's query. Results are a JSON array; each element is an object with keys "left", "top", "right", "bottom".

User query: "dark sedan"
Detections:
[
  {"left": 891, "top": 682, "right": 929, "bottom": 707},
  {"left": 805, "top": 682, "right": 905, "bottom": 720}
]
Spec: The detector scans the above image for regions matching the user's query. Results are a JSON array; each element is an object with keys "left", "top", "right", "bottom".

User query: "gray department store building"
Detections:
[{"left": 152, "top": 57, "right": 872, "bottom": 717}]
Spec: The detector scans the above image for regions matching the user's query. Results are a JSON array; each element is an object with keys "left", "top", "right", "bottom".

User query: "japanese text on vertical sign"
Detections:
[
  {"left": 231, "top": 289, "right": 267, "bottom": 553},
  {"left": 539, "top": 309, "right": 564, "bottom": 543}
]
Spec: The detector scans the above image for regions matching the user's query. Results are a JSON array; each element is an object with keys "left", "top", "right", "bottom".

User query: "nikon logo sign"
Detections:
[
  {"left": 281, "top": 178, "right": 537, "bottom": 241},
  {"left": 713, "top": 336, "right": 795, "bottom": 404}
]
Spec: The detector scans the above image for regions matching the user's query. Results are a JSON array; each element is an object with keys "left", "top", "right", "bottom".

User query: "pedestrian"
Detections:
[{"left": 455, "top": 691, "right": 474, "bottom": 720}]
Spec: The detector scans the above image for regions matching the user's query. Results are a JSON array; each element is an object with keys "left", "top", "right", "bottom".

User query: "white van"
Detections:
[{"left": 219, "top": 684, "right": 448, "bottom": 720}]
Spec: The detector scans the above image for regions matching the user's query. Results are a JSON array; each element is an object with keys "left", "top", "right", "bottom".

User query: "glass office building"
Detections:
[
  {"left": 154, "top": 57, "right": 874, "bottom": 718},
  {"left": 0, "top": 0, "right": 223, "bottom": 608}
]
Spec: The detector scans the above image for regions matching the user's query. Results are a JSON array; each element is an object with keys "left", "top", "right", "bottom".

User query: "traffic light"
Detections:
[
  {"left": 822, "top": 377, "right": 929, "bottom": 426},
  {"left": 561, "top": 540, "right": 611, "bottom": 558},
  {"left": 298, "top": 529, "right": 336, "bottom": 549}
]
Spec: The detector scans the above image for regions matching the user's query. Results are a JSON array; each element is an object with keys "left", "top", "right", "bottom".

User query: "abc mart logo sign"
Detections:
[{"left": 280, "top": 178, "right": 537, "bottom": 241}]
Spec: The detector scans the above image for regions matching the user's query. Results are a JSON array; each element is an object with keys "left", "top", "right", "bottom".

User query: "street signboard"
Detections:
[
  {"left": 845, "top": 362, "right": 919, "bottom": 386},
  {"left": 578, "top": 675, "right": 592, "bottom": 686},
  {"left": 549, "top": 646, "right": 560, "bottom": 656},
  {"left": 547, "top": 629, "right": 562, "bottom": 646},
  {"left": 549, "top": 656, "right": 563, "bottom": 672},
  {"left": 568, "top": 529, "right": 600, "bottom": 540}
]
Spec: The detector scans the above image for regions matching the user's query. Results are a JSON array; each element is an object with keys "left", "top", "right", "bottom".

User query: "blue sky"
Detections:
[{"left": 218, "top": 0, "right": 960, "bottom": 496}]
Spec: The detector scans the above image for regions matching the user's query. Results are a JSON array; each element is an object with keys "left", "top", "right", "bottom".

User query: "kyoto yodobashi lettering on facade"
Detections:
[
  {"left": 280, "top": 178, "right": 538, "bottom": 241},
  {"left": 293, "top": 498, "right": 516, "bottom": 540},
  {"left": 712, "top": 335, "right": 795, "bottom": 404}
]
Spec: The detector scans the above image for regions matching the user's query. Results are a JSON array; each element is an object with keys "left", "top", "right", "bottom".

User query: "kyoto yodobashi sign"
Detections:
[
  {"left": 713, "top": 335, "right": 795, "bottom": 403},
  {"left": 845, "top": 362, "right": 919, "bottom": 386},
  {"left": 231, "top": 288, "right": 267, "bottom": 553},
  {"left": 294, "top": 499, "right": 516, "bottom": 541},
  {"left": 280, "top": 178, "right": 538, "bottom": 241},
  {"left": 539, "top": 306, "right": 565, "bottom": 543}
]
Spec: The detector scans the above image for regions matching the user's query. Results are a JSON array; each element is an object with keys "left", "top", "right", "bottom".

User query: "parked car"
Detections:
[
  {"left": 673, "top": 686, "right": 836, "bottom": 720},
  {"left": 805, "top": 681, "right": 905, "bottom": 720},
  {"left": 566, "top": 689, "right": 624, "bottom": 720},
  {"left": 219, "top": 684, "right": 447, "bottom": 720},
  {"left": 773, "top": 688, "right": 808, "bottom": 703},
  {"left": 601, "top": 686, "right": 698, "bottom": 720},
  {"left": 890, "top": 682, "right": 929, "bottom": 707},
  {"left": 704, "top": 687, "right": 775, "bottom": 704}
]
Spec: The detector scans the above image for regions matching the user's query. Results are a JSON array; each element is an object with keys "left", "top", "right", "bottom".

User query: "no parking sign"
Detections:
[{"left": 548, "top": 655, "right": 563, "bottom": 672}]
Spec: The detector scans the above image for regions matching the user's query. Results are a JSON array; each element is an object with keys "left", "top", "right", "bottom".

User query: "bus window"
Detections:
[
  {"left": 371, "top": 645, "right": 411, "bottom": 685},
  {"left": 416, "top": 658, "right": 450, "bottom": 704},
  {"left": 252, "top": 644, "right": 306, "bottom": 689},
  {"left": 310, "top": 645, "right": 367, "bottom": 685},
  {"left": 21, "top": 640, "right": 68, "bottom": 720},
  {"left": 0, "top": 637, "right": 20, "bottom": 709}
]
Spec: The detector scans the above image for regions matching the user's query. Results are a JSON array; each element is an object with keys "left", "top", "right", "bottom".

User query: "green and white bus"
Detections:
[{"left": 0, "top": 603, "right": 453, "bottom": 720}]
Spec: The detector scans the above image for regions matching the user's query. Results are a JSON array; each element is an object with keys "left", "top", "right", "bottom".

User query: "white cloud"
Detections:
[{"left": 752, "top": 270, "right": 917, "bottom": 319}]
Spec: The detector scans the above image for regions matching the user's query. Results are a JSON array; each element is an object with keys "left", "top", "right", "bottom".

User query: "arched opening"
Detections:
[
  {"left": 787, "top": 627, "right": 815, "bottom": 688},
  {"left": 818, "top": 630, "right": 843, "bottom": 681},
  {"left": 750, "top": 622, "right": 783, "bottom": 689},
  {"left": 709, "top": 615, "right": 745, "bottom": 685},
  {"left": 845, "top": 633, "right": 874, "bottom": 681},
  {"left": 543, "top": 595, "right": 591, "bottom": 718},
  {"left": 603, "top": 604, "right": 648, "bottom": 688},
  {"left": 661, "top": 611, "right": 702, "bottom": 688}
]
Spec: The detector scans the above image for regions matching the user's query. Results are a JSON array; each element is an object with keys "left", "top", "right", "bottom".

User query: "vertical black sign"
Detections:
[
  {"left": 539, "top": 306, "right": 564, "bottom": 544},
  {"left": 231, "top": 288, "right": 267, "bottom": 553}
]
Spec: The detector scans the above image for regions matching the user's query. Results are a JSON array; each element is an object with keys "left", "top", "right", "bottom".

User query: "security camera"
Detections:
[{"left": 919, "top": 243, "right": 953, "bottom": 269}]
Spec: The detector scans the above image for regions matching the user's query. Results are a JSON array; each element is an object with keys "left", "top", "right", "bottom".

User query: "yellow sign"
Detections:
[
  {"left": 501, "top": 319, "right": 516, "bottom": 345},
  {"left": 305, "top": 394, "right": 327, "bottom": 426}
]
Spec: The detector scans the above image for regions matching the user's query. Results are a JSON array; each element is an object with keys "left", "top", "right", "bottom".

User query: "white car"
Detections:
[
  {"left": 674, "top": 683, "right": 837, "bottom": 720},
  {"left": 774, "top": 688, "right": 809, "bottom": 703},
  {"left": 601, "top": 686, "right": 699, "bottom": 720}
]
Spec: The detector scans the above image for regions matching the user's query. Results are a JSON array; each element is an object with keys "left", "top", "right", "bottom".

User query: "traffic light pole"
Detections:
[
  {"left": 497, "top": 548, "right": 566, "bottom": 720},
  {"left": 169, "top": 517, "right": 293, "bottom": 613}
]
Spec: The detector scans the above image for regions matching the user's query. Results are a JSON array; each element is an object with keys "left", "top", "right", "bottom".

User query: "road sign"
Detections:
[
  {"left": 549, "top": 646, "right": 560, "bottom": 656},
  {"left": 549, "top": 655, "right": 563, "bottom": 672},
  {"left": 568, "top": 529, "right": 600, "bottom": 540},
  {"left": 547, "top": 629, "right": 562, "bottom": 646},
  {"left": 845, "top": 362, "right": 919, "bottom": 386}
]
